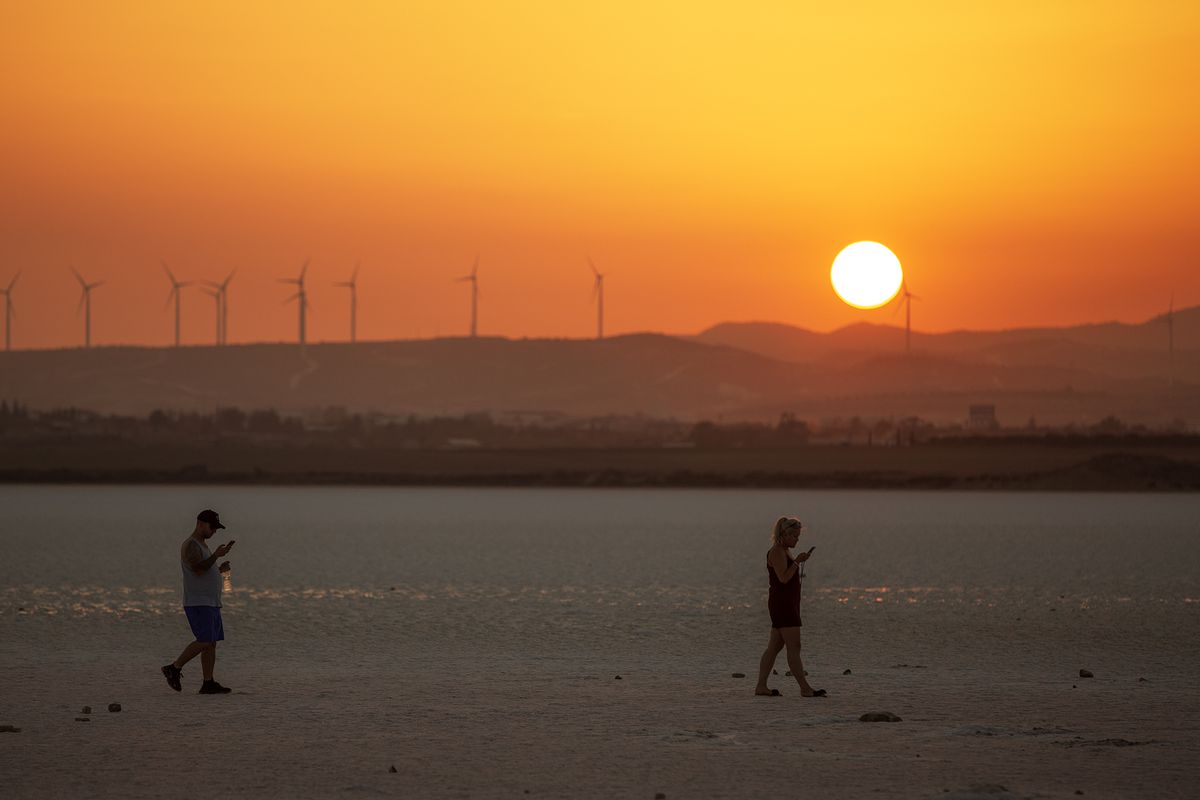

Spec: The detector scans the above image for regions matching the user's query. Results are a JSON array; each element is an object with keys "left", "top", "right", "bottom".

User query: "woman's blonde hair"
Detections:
[{"left": 772, "top": 516, "right": 803, "bottom": 545}]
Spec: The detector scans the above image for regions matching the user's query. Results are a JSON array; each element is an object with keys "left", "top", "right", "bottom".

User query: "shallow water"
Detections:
[{"left": 2, "top": 486, "right": 1199, "bottom": 798}]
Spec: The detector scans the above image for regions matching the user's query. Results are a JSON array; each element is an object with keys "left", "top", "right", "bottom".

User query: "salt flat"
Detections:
[{"left": 2, "top": 486, "right": 1198, "bottom": 798}]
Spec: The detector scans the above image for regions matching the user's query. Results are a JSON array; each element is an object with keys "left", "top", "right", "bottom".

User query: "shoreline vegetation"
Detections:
[
  {"left": 3, "top": 444, "right": 1199, "bottom": 491},
  {"left": 4, "top": 403, "right": 1199, "bottom": 491}
]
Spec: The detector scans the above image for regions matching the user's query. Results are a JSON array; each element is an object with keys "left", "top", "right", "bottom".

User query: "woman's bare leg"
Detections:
[
  {"left": 780, "top": 628, "right": 817, "bottom": 695},
  {"left": 755, "top": 628, "right": 785, "bottom": 694}
]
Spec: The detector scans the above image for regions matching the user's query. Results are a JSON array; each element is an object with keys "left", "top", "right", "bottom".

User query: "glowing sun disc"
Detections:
[{"left": 830, "top": 242, "right": 903, "bottom": 309}]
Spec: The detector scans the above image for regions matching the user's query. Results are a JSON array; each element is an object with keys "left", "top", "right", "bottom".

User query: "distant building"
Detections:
[{"left": 967, "top": 404, "right": 999, "bottom": 431}]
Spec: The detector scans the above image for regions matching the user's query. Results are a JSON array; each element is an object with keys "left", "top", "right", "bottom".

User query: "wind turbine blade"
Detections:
[
  {"left": 299, "top": 259, "right": 309, "bottom": 282},
  {"left": 70, "top": 266, "right": 86, "bottom": 287},
  {"left": 164, "top": 287, "right": 177, "bottom": 310},
  {"left": 6, "top": 271, "right": 19, "bottom": 292},
  {"left": 90, "top": 281, "right": 105, "bottom": 290},
  {"left": 471, "top": 255, "right": 478, "bottom": 278},
  {"left": 283, "top": 293, "right": 300, "bottom": 305},
  {"left": 352, "top": 261, "right": 360, "bottom": 283},
  {"left": 77, "top": 289, "right": 86, "bottom": 314},
  {"left": 162, "top": 261, "right": 178, "bottom": 285},
  {"left": 223, "top": 268, "right": 236, "bottom": 288},
  {"left": 588, "top": 255, "right": 600, "bottom": 277}
]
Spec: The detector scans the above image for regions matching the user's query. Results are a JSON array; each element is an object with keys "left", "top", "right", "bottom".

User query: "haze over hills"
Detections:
[
  {"left": 0, "top": 310, "right": 1196, "bottom": 426},
  {"left": 694, "top": 305, "right": 1200, "bottom": 372}
]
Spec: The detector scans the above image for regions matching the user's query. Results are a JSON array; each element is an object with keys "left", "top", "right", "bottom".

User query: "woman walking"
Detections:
[{"left": 755, "top": 516, "right": 826, "bottom": 697}]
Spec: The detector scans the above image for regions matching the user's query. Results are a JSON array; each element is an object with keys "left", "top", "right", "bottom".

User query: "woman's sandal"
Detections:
[{"left": 804, "top": 689, "right": 827, "bottom": 698}]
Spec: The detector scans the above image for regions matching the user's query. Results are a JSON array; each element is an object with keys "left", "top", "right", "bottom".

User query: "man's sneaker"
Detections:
[
  {"left": 198, "top": 680, "right": 232, "bottom": 694},
  {"left": 161, "top": 664, "right": 182, "bottom": 692}
]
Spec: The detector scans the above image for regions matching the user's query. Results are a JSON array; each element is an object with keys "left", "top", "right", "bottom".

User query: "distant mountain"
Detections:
[
  {"left": 0, "top": 318, "right": 1196, "bottom": 425},
  {"left": 694, "top": 306, "right": 1200, "bottom": 383},
  {"left": 0, "top": 335, "right": 808, "bottom": 420}
]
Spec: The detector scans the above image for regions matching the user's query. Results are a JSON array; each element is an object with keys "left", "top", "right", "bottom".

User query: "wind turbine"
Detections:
[
  {"left": 0, "top": 272, "right": 17, "bottom": 351},
  {"left": 334, "top": 263, "right": 360, "bottom": 343},
  {"left": 162, "top": 262, "right": 195, "bottom": 347},
  {"left": 588, "top": 256, "right": 605, "bottom": 339},
  {"left": 71, "top": 267, "right": 104, "bottom": 349},
  {"left": 892, "top": 280, "right": 919, "bottom": 355},
  {"left": 280, "top": 260, "right": 309, "bottom": 345},
  {"left": 204, "top": 269, "right": 236, "bottom": 345},
  {"left": 456, "top": 257, "right": 479, "bottom": 338}
]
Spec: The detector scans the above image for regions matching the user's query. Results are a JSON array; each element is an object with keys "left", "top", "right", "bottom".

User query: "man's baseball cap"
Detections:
[{"left": 197, "top": 509, "right": 226, "bottom": 530}]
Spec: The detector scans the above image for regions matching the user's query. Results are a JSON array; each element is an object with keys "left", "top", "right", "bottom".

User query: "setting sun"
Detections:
[{"left": 830, "top": 242, "right": 904, "bottom": 309}]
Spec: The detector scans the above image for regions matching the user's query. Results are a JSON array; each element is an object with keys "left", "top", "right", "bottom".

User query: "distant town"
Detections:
[
  {"left": 3, "top": 400, "right": 1197, "bottom": 491},
  {"left": 1, "top": 400, "right": 1195, "bottom": 449}
]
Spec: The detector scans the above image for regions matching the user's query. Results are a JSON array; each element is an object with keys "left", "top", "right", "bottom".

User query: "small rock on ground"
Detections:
[
  {"left": 859, "top": 711, "right": 902, "bottom": 722},
  {"left": 81, "top": 706, "right": 92, "bottom": 714},
  {"left": 388, "top": 766, "right": 397, "bottom": 774},
  {"left": 1078, "top": 669, "right": 1093, "bottom": 678},
  {"left": 0, "top": 725, "right": 21, "bottom": 733},
  {"left": 731, "top": 673, "right": 746, "bottom": 678},
  {"left": 843, "top": 669, "right": 852, "bottom": 675},
  {"left": 75, "top": 717, "right": 90, "bottom": 722},
  {"left": 108, "top": 703, "right": 122, "bottom": 712},
  {"left": 656, "top": 794, "right": 666, "bottom": 799}
]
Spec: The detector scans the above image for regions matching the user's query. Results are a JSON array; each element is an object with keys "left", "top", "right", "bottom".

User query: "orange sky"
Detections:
[{"left": 1, "top": 1, "right": 1198, "bottom": 349}]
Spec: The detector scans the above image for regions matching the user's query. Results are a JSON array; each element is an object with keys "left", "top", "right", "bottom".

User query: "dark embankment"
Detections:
[{"left": 3, "top": 441, "right": 1199, "bottom": 490}]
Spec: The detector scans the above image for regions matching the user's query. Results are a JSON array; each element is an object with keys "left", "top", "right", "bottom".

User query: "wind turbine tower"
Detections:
[
  {"left": 897, "top": 280, "right": 919, "bottom": 355},
  {"left": 0, "top": 272, "right": 17, "bottom": 351},
  {"left": 203, "top": 287, "right": 222, "bottom": 345},
  {"left": 280, "top": 260, "right": 309, "bottom": 345},
  {"left": 588, "top": 257, "right": 605, "bottom": 339},
  {"left": 335, "top": 263, "right": 360, "bottom": 343},
  {"left": 456, "top": 257, "right": 479, "bottom": 338},
  {"left": 163, "top": 262, "right": 194, "bottom": 347},
  {"left": 204, "top": 270, "right": 235, "bottom": 346},
  {"left": 71, "top": 267, "right": 104, "bottom": 349}
]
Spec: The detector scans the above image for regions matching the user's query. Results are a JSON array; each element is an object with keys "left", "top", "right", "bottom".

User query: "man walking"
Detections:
[{"left": 161, "top": 509, "right": 235, "bottom": 694}]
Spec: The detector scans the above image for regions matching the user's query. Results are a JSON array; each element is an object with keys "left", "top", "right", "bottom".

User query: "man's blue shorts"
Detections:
[{"left": 184, "top": 606, "right": 225, "bottom": 642}]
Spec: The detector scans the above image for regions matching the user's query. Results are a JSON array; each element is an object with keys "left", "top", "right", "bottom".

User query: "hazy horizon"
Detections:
[{"left": 0, "top": 300, "right": 1194, "bottom": 354}]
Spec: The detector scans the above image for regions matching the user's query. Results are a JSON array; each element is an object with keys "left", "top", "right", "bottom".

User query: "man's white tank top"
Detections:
[{"left": 182, "top": 539, "right": 223, "bottom": 607}]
